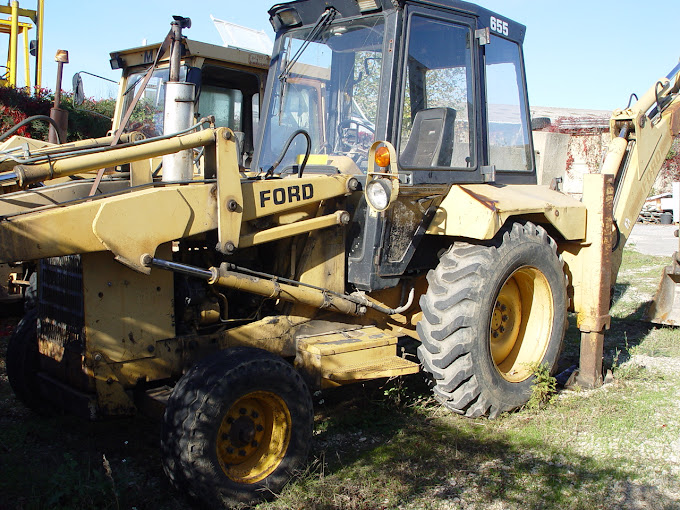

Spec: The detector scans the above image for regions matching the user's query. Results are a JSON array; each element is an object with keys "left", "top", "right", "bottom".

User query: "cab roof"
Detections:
[
  {"left": 269, "top": 0, "right": 525, "bottom": 43},
  {"left": 109, "top": 39, "right": 270, "bottom": 72}
]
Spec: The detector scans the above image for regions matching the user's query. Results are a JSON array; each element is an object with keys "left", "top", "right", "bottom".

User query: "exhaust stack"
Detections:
[{"left": 162, "top": 16, "right": 195, "bottom": 182}]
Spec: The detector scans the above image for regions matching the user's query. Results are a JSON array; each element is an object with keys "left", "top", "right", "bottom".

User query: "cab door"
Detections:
[{"left": 394, "top": 6, "right": 481, "bottom": 185}]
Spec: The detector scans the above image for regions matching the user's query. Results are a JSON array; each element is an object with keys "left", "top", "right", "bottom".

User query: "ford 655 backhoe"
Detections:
[{"left": 1, "top": 0, "right": 679, "bottom": 507}]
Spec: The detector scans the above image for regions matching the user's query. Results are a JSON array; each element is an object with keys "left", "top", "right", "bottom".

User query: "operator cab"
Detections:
[
  {"left": 111, "top": 39, "right": 270, "bottom": 171},
  {"left": 257, "top": 0, "right": 535, "bottom": 292},
  {"left": 255, "top": 0, "right": 534, "bottom": 184}
]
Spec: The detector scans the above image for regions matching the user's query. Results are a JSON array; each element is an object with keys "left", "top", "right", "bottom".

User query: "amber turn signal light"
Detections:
[{"left": 374, "top": 146, "right": 390, "bottom": 168}]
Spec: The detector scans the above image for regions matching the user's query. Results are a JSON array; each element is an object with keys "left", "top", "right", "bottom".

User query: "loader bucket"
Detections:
[{"left": 644, "top": 252, "right": 680, "bottom": 326}]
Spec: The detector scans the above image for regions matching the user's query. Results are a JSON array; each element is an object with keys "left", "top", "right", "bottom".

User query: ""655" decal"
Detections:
[{"left": 490, "top": 16, "right": 508, "bottom": 37}]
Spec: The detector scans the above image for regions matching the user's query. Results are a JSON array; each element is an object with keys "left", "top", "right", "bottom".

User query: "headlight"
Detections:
[{"left": 366, "top": 178, "right": 393, "bottom": 212}]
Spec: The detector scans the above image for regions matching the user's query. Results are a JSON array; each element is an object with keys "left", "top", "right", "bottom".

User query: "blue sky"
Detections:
[{"left": 7, "top": 0, "right": 679, "bottom": 111}]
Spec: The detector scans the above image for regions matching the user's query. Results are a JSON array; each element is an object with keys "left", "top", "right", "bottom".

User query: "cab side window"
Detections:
[
  {"left": 485, "top": 35, "right": 532, "bottom": 172},
  {"left": 399, "top": 15, "right": 475, "bottom": 169}
]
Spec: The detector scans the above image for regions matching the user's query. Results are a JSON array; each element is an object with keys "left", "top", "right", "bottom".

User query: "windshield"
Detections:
[
  {"left": 120, "top": 66, "right": 187, "bottom": 137},
  {"left": 255, "top": 15, "right": 385, "bottom": 174}
]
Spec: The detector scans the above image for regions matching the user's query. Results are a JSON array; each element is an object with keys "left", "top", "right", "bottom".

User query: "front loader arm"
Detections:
[
  {"left": 601, "top": 62, "right": 680, "bottom": 284},
  {"left": 0, "top": 127, "right": 356, "bottom": 273}
]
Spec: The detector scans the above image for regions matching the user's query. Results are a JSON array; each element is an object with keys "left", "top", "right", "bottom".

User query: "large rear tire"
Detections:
[
  {"left": 161, "top": 347, "right": 313, "bottom": 507},
  {"left": 417, "top": 222, "right": 567, "bottom": 418}
]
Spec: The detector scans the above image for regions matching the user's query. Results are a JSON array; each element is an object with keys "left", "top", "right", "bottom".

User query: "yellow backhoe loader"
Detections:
[{"left": 1, "top": 0, "right": 679, "bottom": 507}]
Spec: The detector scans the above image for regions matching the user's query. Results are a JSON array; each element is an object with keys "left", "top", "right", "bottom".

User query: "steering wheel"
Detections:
[
  {"left": 337, "top": 119, "right": 375, "bottom": 168},
  {"left": 337, "top": 118, "right": 375, "bottom": 138},
  {"left": 338, "top": 118, "right": 375, "bottom": 150}
]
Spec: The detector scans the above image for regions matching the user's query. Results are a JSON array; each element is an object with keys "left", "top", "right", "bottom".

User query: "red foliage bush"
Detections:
[
  {"left": 0, "top": 86, "right": 114, "bottom": 142},
  {"left": 0, "top": 87, "right": 51, "bottom": 138}
]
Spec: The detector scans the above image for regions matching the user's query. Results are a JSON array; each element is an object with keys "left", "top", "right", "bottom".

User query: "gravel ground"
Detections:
[
  {"left": 628, "top": 224, "right": 678, "bottom": 257},
  {"left": 628, "top": 353, "right": 680, "bottom": 375}
]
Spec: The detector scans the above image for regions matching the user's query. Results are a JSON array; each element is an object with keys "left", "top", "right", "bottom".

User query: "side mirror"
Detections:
[{"left": 72, "top": 72, "right": 85, "bottom": 106}]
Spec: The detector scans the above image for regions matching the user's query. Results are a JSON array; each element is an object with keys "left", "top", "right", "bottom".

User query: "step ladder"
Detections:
[{"left": 296, "top": 326, "right": 420, "bottom": 388}]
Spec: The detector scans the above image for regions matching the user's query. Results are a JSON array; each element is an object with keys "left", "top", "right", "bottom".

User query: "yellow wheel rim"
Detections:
[
  {"left": 490, "top": 266, "right": 554, "bottom": 383},
  {"left": 216, "top": 391, "right": 292, "bottom": 484}
]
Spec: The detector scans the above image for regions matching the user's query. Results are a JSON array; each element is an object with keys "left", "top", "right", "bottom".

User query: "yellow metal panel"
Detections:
[
  {"left": 0, "top": 184, "right": 217, "bottom": 266},
  {"left": 0, "top": 200, "right": 109, "bottom": 262},
  {"left": 83, "top": 248, "right": 174, "bottom": 366},
  {"left": 239, "top": 212, "right": 345, "bottom": 248},
  {"left": 129, "top": 160, "right": 153, "bottom": 186},
  {"left": 323, "top": 356, "right": 419, "bottom": 384},
  {"left": 572, "top": 174, "right": 613, "bottom": 332},
  {"left": 92, "top": 355, "right": 136, "bottom": 416},
  {"left": 92, "top": 188, "right": 193, "bottom": 273},
  {"left": 240, "top": 174, "right": 353, "bottom": 220},
  {"left": 427, "top": 184, "right": 587, "bottom": 241},
  {"left": 296, "top": 326, "right": 420, "bottom": 387},
  {"left": 295, "top": 220, "right": 346, "bottom": 294},
  {"left": 300, "top": 327, "right": 395, "bottom": 355},
  {"left": 215, "top": 129, "right": 243, "bottom": 253},
  {"left": 218, "top": 314, "right": 310, "bottom": 357},
  {"left": 112, "top": 39, "right": 270, "bottom": 71}
]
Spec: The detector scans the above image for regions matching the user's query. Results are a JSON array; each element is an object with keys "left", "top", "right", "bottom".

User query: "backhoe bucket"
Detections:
[{"left": 644, "top": 252, "right": 680, "bottom": 325}]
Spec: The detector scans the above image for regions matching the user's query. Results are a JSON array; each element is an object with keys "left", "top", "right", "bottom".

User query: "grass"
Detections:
[
  {"left": 610, "top": 249, "right": 670, "bottom": 320},
  {"left": 1, "top": 246, "right": 679, "bottom": 509}
]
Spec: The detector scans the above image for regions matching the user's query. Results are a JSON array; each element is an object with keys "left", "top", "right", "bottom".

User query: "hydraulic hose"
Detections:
[
  {"left": 263, "top": 129, "right": 311, "bottom": 178},
  {"left": 0, "top": 115, "right": 62, "bottom": 144}
]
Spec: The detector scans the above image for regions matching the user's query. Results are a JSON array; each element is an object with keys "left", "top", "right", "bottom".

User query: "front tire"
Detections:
[
  {"left": 161, "top": 347, "right": 313, "bottom": 507},
  {"left": 417, "top": 222, "right": 567, "bottom": 418}
]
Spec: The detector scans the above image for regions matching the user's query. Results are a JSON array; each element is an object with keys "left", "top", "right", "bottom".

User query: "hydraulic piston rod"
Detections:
[
  {"left": 143, "top": 256, "right": 367, "bottom": 317},
  {"left": 208, "top": 264, "right": 365, "bottom": 316}
]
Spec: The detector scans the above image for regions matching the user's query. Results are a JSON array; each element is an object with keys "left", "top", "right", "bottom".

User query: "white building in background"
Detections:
[{"left": 531, "top": 106, "right": 611, "bottom": 196}]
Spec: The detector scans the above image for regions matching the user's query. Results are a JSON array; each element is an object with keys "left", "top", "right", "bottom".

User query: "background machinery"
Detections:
[
  {"left": 0, "top": 18, "right": 270, "bottom": 309},
  {"left": 1, "top": 0, "right": 679, "bottom": 507},
  {"left": 0, "top": 0, "right": 44, "bottom": 89}
]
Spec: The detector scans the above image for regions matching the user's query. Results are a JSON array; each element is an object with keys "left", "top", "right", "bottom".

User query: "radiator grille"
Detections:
[{"left": 38, "top": 255, "right": 84, "bottom": 358}]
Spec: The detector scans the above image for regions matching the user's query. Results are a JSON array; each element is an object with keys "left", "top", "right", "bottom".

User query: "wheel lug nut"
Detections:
[
  {"left": 492, "top": 331, "right": 499, "bottom": 338},
  {"left": 256, "top": 425, "right": 264, "bottom": 432},
  {"left": 499, "top": 326, "right": 505, "bottom": 333},
  {"left": 502, "top": 315, "right": 508, "bottom": 322},
  {"left": 251, "top": 411, "right": 259, "bottom": 418},
  {"left": 500, "top": 304, "right": 506, "bottom": 311},
  {"left": 251, "top": 440, "right": 259, "bottom": 447},
  {"left": 239, "top": 450, "right": 247, "bottom": 456},
  {"left": 239, "top": 408, "right": 247, "bottom": 415},
  {"left": 227, "top": 447, "right": 234, "bottom": 454}
]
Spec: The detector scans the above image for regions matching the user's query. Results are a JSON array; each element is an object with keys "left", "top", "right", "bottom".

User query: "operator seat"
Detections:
[{"left": 400, "top": 107, "right": 456, "bottom": 168}]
